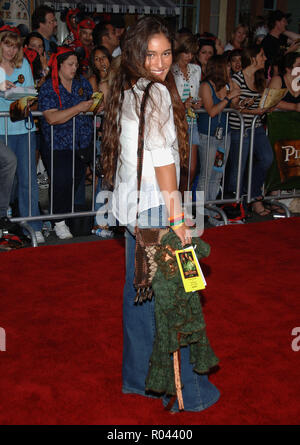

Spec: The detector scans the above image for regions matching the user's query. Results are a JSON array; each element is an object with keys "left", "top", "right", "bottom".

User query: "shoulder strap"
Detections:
[
  {"left": 135, "top": 81, "right": 153, "bottom": 224},
  {"left": 206, "top": 80, "right": 214, "bottom": 95}
]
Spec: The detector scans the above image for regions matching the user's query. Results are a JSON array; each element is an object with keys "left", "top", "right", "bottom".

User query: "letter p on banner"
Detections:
[{"left": 0, "top": 327, "right": 6, "bottom": 351}]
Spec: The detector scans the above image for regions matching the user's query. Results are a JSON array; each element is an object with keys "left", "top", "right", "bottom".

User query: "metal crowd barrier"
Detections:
[
  {"left": 1, "top": 107, "right": 299, "bottom": 247},
  {"left": 189, "top": 109, "right": 298, "bottom": 223},
  {"left": 1, "top": 111, "right": 103, "bottom": 247},
  {"left": 189, "top": 108, "right": 244, "bottom": 225}
]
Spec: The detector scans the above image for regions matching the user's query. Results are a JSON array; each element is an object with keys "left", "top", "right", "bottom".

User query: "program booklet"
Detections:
[
  {"left": 175, "top": 246, "right": 207, "bottom": 293},
  {"left": 88, "top": 91, "right": 104, "bottom": 114},
  {"left": 259, "top": 87, "right": 287, "bottom": 109},
  {"left": 0, "top": 86, "right": 37, "bottom": 101}
]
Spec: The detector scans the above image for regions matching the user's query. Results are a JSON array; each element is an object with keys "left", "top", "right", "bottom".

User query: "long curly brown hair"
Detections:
[{"left": 101, "top": 16, "right": 188, "bottom": 187}]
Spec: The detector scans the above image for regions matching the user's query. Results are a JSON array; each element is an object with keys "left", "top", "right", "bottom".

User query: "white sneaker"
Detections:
[
  {"left": 35, "top": 231, "right": 45, "bottom": 244},
  {"left": 54, "top": 221, "right": 73, "bottom": 240},
  {"left": 37, "top": 172, "right": 49, "bottom": 189}
]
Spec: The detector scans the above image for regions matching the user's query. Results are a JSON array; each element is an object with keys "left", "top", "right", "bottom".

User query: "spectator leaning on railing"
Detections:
[
  {"left": 225, "top": 45, "right": 274, "bottom": 217},
  {"left": 0, "top": 25, "right": 44, "bottom": 243},
  {"left": 197, "top": 55, "right": 240, "bottom": 226},
  {"left": 38, "top": 47, "right": 94, "bottom": 240}
]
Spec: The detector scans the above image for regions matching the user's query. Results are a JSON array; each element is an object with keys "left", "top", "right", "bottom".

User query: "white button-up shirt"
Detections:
[{"left": 112, "top": 79, "right": 180, "bottom": 225}]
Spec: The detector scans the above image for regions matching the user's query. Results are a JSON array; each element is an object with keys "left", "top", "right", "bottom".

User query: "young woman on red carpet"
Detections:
[{"left": 101, "top": 16, "right": 220, "bottom": 412}]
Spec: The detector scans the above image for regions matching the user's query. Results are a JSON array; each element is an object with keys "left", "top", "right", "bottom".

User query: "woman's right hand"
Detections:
[
  {"left": 76, "top": 99, "right": 94, "bottom": 113},
  {"left": 0, "top": 80, "right": 16, "bottom": 92}
]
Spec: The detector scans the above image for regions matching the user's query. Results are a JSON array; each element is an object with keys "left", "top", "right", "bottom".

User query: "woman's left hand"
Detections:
[{"left": 77, "top": 99, "right": 94, "bottom": 113}]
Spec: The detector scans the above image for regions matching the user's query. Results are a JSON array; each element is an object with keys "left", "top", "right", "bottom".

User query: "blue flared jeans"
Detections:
[
  {"left": 122, "top": 207, "right": 220, "bottom": 411},
  {"left": 0, "top": 133, "right": 42, "bottom": 231}
]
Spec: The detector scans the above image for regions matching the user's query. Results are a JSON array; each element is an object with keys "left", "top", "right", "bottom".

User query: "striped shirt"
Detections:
[{"left": 229, "top": 71, "right": 263, "bottom": 130}]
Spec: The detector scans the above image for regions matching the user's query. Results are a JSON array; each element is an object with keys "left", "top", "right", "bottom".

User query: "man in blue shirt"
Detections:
[{"left": 31, "top": 5, "right": 58, "bottom": 60}]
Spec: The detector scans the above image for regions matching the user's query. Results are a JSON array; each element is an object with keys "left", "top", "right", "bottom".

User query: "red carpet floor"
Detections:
[{"left": 0, "top": 218, "right": 299, "bottom": 425}]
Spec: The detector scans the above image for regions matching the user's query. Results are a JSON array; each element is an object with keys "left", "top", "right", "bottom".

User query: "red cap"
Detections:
[
  {"left": 0, "top": 25, "right": 21, "bottom": 35},
  {"left": 77, "top": 18, "right": 95, "bottom": 33},
  {"left": 48, "top": 47, "right": 75, "bottom": 108}
]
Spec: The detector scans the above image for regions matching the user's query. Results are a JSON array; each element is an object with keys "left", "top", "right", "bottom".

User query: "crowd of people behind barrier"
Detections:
[{"left": 0, "top": 5, "right": 300, "bottom": 243}]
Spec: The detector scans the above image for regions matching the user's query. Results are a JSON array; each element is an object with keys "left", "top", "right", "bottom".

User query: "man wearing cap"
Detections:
[
  {"left": 31, "top": 5, "right": 58, "bottom": 60},
  {"left": 262, "top": 9, "right": 299, "bottom": 78},
  {"left": 70, "top": 18, "right": 95, "bottom": 77}
]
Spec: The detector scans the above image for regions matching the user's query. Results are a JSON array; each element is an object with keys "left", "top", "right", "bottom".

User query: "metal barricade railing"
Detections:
[
  {"left": 245, "top": 113, "right": 296, "bottom": 217},
  {"left": 189, "top": 109, "right": 299, "bottom": 223},
  {"left": 1, "top": 111, "right": 103, "bottom": 246},
  {"left": 2, "top": 107, "right": 298, "bottom": 246},
  {"left": 189, "top": 108, "right": 245, "bottom": 224}
]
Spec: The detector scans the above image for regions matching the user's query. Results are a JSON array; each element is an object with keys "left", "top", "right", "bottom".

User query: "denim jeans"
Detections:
[
  {"left": 0, "top": 141, "right": 17, "bottom": 217},
  {"left": 197, "top": 132, "right": 231, "bottom": 217},
  {"left": 188, "top": 120, "right": 200, "bottom": 146},
  {"left": 0, "top": 133, "right": 42, "bottom": 230},
  {"left": 225, "top": 126, "right": 273, "bottom": 199},
  {"left": 40, "top": 146, "right": 86, "bottom": 217},
  {"left": 123, "top": 206, "right": 220, "bottom": 411}
]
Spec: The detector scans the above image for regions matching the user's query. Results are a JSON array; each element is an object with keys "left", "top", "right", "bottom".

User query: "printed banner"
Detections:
[
  {"left": 0, "top": 0, "right": 32, "bottom": 28},
  {"left": 266, "top": 111, "right": 300, "bottom": 191}
]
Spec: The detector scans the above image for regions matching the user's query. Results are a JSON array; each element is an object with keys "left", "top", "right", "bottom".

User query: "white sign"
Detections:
[{"left": 0, "top": 0, "right": 30, "bottom": 27}]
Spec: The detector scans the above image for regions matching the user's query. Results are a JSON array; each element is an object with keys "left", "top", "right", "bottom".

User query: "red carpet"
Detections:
[{"left": 0, "top": 218, "right": 299, "bottom": 425}]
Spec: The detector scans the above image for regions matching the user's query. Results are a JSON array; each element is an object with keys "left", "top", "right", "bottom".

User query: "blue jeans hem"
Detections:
[
  {"left": 162, "top": 390, "right": 220, "bottom": 413},
  {"left": 122, "top": 386, "right": 161, "bottom": 399}
]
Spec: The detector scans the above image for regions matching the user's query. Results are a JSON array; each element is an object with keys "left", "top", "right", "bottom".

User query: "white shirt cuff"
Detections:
[{"left": 151, "top": 147, "right": 175, "bottom": 167}]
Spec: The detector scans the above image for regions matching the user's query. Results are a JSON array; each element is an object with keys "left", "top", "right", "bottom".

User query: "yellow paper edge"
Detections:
[{"left": 175, "top": 246, "right": 206, "bottom": 293}]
